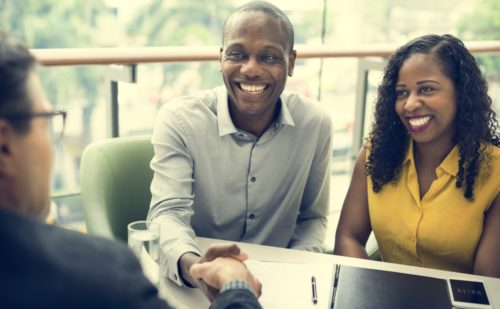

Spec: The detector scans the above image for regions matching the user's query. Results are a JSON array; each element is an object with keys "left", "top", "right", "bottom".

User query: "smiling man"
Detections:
[{"left": 148, "top": 0, "right": 333, "bottom": 294}]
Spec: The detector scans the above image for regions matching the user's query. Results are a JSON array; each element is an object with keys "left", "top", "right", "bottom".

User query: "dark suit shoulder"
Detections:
[{"left": 0, "top": 210, "right": 169, "bottom": 309}]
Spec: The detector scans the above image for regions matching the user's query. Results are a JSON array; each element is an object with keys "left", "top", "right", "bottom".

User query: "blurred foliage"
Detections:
[
  {"left": 128, "top": 0, "right": 235, "bottom": 93},
  {"left": 362, "top": 0, "right": 391, "bottom": 42},
  {"left": 293, "top": 8, "right": 329, "bottom": 45},
  {"left": 458, "top": 0, "right": 500, "bottom": 80},
  {"left": 0, "top": 0, "right": 104, "bottom": 48},
  {"left": 128, "top": 0, "right": 233, "bottom": 46}
]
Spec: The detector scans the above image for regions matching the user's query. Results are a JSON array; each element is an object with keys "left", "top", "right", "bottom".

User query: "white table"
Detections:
[{"left": 153, "top": 237, "right": 500, "bottom": 308}]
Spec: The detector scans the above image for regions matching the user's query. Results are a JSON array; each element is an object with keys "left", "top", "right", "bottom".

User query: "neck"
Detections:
[
  {"left": 0, "top": 184, "right": 47, "bottom": 220},
  {"left": 229, "top": 100, "right": 281, "bottom": 138},
  {"left": 0, "top": 187, "right": 21, "bottom": 215},
  {"left": 412, "top": 139, "right": 455, "bottom": 169}
]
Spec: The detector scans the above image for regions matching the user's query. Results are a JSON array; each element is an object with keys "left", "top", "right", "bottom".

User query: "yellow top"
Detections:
[{"left": 368, "top": 142, "right": 500, "bottom": 273}]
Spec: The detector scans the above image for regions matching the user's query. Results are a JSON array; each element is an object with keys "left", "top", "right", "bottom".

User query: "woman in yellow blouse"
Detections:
[{"left": 334, "top": 34, "right": 500, "bottom": 278}]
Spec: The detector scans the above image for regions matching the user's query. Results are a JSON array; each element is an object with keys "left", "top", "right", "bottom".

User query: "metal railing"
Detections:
[{"left": 31, "top": 41, "right": 500, "bottom": 66}]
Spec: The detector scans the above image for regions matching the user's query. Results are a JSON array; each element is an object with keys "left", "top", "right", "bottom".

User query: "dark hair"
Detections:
[
  {"left": 0, "top": 32, "right": 37, "bottom": 133},
  {"left": 222, "top": 0, "right": 294, "bottom": 52},
  {"left": 367, "top": 34, "right": 500, "bottom": 200}
]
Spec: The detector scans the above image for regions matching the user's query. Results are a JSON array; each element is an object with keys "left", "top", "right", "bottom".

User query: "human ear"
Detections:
[
  {"left": 0, "top": 120, "right": 13, "bottom": 155},
  {"left": 219, "top": 47, "right": 223, "bottom": 72},
  {"left": 288, "top": 50, "right": 297, "bottom": 77},
  {"left": 0, "top": 120, "right": 14, "bottom": 176}
]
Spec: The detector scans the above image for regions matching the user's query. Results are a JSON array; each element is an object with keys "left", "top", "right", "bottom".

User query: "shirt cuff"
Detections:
[
  {"left": 220, "top": 280, "right": 256, "bottom": 297},
  {"left": 163, "top": 242, "right": 202, "bottom": 287}
]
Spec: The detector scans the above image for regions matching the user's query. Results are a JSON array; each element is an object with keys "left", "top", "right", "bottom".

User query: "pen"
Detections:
[
  {"left": 330, "top": 264, "right": 341, "bottom": 309},
  {"left": 311, "top": 275, "right": 318, "bottom": 304}
]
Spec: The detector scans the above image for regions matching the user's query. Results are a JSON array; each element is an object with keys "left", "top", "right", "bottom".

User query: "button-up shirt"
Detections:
[
  {"left": 368, "top": 142, "right": 500, "bottom": 273},
  {"left": 148, "top": 86, "right": 332, "bottom": 286}
]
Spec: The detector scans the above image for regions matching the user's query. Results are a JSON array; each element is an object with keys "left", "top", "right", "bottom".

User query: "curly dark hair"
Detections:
[{"left": 367, "top": 34, "right": 500, "bottom": 200}]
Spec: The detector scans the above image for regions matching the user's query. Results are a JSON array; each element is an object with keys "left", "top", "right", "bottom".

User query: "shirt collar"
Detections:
[
  {"left": 278, "top": 94, "right": 295, "bottom": 127},
  {"left": 404, "top": 141, "right": 459, "bottom": 177},
  {"left": 216, "top": 86, "right": 295, "bottom": 137},
  {"left": 403, "top": 140, "right": 413, "bottom": 165},
  {"left": 216, "top": 86, "right": 237, "bottom": 136},
  {"left": 439, "top": 145, "right": 459, "bottom": 177}
]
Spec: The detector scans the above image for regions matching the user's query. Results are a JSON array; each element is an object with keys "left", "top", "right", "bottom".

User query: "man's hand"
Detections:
[
  {"left": 190, "top": 256, "right": 262, "bottom": 302},
  {"left": 178, "top": 243, "right": 253, "bottom": 301}
]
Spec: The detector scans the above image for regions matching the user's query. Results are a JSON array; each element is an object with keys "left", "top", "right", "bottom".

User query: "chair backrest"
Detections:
[{"left": 80, "top": 136, "right": 154, "bottom": 242}]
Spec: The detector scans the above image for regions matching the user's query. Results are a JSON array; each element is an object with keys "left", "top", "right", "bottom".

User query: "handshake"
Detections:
[{"left": 183, "top": 243, "right": 263, "bottom": 302}]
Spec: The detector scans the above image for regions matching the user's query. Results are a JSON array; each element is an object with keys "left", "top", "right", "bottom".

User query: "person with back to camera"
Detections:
[
  {"left": 0, "top": 31, "right": 262, "bottom": 308},
  {"left": 334, "top": 34, "right": 500, "bottom": 278},
  {"left": 147, "top": 0, "right": 332, "bottom": 298}
]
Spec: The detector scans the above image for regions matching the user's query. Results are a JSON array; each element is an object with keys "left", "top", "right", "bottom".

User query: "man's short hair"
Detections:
[
  {"left": 222, "top": 0, "right": 295, "bottom": 52},
  {"left": 0, "top": 32, "right": 36, "bottom": 133}
]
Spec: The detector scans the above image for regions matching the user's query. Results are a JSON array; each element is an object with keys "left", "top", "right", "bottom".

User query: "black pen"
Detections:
[
  {"left": 330, "top": 265, "right": 341, "bottom": 309},
  {"left": 311, "top": 275, "right": 318, "bottom": 304}
]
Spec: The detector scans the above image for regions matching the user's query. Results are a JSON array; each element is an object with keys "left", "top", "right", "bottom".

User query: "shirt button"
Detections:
[
  {"left": 250, "top": 177, "right": 256, "bottom": 182},
  {"left": 173, "top": 274, "right": 178, "bottom": 280},
  {"left": 249, "top": 214, "right": 255, "bottom": 219}
]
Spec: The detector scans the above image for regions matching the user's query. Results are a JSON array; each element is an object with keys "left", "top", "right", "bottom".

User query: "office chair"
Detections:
[{"left": 80, "top": 135, "right": 154, "bottom": 242}]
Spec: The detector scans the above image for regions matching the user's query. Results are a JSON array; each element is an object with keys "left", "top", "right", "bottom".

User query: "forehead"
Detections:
[
  {"left": 224, "top": 11, "right": 289, "bottom": 52},
  {"left": 398, "top": 53, "right": 448, "bottom": 82}
]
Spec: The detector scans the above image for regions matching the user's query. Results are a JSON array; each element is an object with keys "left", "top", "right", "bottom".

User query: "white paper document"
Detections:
[{"left": 245, "top": 260, "right": 334, "bottom": 309}]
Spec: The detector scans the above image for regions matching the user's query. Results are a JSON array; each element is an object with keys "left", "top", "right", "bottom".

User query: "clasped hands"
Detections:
[{"left": 179, "top": 243, "right": 262, "bottom": 302}]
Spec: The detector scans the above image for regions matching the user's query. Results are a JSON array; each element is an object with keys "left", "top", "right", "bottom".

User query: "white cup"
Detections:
[{"left": 127, "top": 220, "right": 160, "bottom": 285}]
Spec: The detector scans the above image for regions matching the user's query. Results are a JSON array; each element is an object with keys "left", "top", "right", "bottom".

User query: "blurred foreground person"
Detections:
[{"left": 0, "top": 32, "right": 261, "bottom": 308}]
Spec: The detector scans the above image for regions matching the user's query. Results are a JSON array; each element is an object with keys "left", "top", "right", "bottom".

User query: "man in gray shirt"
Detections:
[{"left": 148, "top": 0, "right": 332, "bottom": 294}]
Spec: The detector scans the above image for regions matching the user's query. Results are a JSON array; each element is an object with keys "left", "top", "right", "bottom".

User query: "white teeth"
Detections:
[
  {"left": 240, "top": 83, "right": 266, "bottom": 94},
  {"left": 409, "top": 116, "right": 431, "bottom": 127}
]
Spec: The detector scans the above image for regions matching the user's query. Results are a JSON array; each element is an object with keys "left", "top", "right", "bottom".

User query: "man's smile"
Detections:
[{"left": 238, "top": 82, "right": 268, "bottom": 94}]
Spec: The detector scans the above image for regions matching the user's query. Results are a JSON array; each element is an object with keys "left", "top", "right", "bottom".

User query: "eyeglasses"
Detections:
[{"left": 1, "top": 110, "right": 67, "bottom": 142}]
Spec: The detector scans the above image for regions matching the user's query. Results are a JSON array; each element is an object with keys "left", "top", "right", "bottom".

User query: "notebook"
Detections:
[{"left": 330, "top": 265, "right": 452, "bottom": 309}]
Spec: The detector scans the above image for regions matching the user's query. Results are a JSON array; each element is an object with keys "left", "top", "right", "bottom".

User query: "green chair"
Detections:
[{"left": 80, "top": 135, "right": 154, "bottom": 242}]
